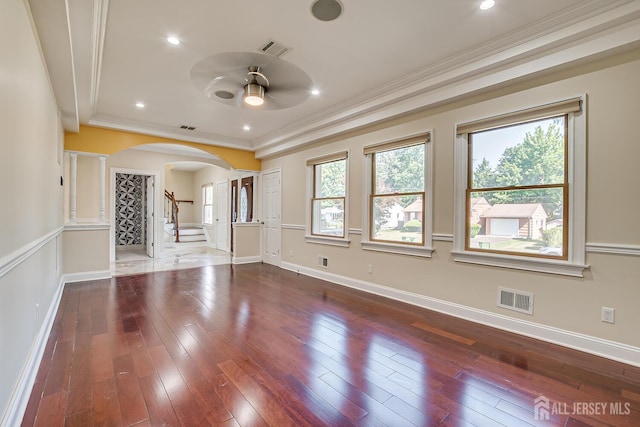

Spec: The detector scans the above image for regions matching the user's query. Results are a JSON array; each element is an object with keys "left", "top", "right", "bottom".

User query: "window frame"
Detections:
[
  {"left": 202, "top": 183, "right": 214, "bottom": 225},
  {"left": 305, "top": 151, "right": 350, "bottom": 247},
  {"left": 452, "top": 96, "right": 588, "bottom": 276},
  {"left": 361, "top": 132, "right": 434, "bottom": 257}
]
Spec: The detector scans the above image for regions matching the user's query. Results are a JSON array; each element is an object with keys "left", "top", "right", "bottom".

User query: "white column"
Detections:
[
  {"left": 69, "top": 152, "right": 78, "bottom": 223},
  {"left": 99, "top": 156, "right": 106, "bottom": 222}
]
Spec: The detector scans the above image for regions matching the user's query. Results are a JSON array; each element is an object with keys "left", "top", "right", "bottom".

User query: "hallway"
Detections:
[{"left": 113, "top": 244, "right": 230, "bottom": 276}]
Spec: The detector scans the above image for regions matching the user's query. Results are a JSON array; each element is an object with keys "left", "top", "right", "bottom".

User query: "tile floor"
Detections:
[{"left": 112, "top": 242, "right": 231, "bottom": 276}]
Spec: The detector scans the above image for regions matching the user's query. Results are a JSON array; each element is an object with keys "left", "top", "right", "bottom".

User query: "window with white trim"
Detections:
[
  {"left": 306, "top": 151, "right": 349, "bottom": 246},
  {"left": 202, "top": 183, "right": 213, "bottom": 225},
  {"left": 362, "top": 133, "right": 433, "bottom": 257},
  {"left": 453, "top": 97, "right": 587, "bottom": 276}
]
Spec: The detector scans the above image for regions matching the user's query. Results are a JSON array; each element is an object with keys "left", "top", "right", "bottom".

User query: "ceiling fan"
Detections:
[{"left": 190, "top": 52, "right": 313, "bottom": 110}]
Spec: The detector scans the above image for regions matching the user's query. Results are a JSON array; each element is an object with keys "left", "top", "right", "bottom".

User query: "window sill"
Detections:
[
  {"left": 362, "top": 241, "right": 434, "bottom": 257},
  {"left": 451, "top": 251, "right": 588, "bottom": 277},
  {"left": 305, "top": 235, "right": 351, "bottom": 247}
]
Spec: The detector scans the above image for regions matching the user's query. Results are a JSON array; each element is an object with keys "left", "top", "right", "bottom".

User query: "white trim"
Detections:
[
  {"left": 0, "top": 227, "right": 63, "bottom": 279},
  {"left": 348, "top": 228, "right": 362, "bottom": 235},
  {"left": 1, "top": 276, "right": 65, "bottom": 427},
  {"left": 306, "top": 151, "right": 350, "bottom": 245},
  {"left": 586, "top": 242, "right": 640, "bottom": 256},
  {"left": 254, "top": 2, "right": 640, "bottom": 158},
  {"left": 451, "top": 251, "right": 588, "bottom": 277},
  {"left": 110, "top": 168, "right": 162, "bottom": 264},
  {"left": 452, "top": 95, "right": 587, "bottom": 276},
  {"left": 282, "top": 224, "right": 305, "bottom": 230},
  {"left": 280, "top": 261, "right": 640, "bottom": 367},
  {"left": 362, "top": 241, "right": 434, "bottom": 258},
  {"left": 361, "top": 132, "right": 434, "bottom": 257},
  {"left": 305, "top": 235, "right": 351, "bottom": 248},
  {"left": 64, "top": 223, "right": 110, "bottom": 231},
  {"left": 63, "top": 270, "right": 112, "bottom": 283},
  {"left": 232, "top": 255, "right": 262, "bottom": 265},
  {"left": 232, "top": 222, "right": 261, "bottom": 228},
  {"left": 433, "top": 233, "right": 454, "bottom": 242}
]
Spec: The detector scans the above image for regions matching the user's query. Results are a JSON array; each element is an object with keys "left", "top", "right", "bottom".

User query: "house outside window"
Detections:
[
  {"left": 362, "top": 132, "right": 433, "bottom": 257},
  {"left": 453, "top": 97, "right": 587, "bottom": 276},
  {"left": 306, "top": 151, "right": 349, "bottom": 246},
  {"left": 202, "top": 183, "right": 213, "bottom": 225}
]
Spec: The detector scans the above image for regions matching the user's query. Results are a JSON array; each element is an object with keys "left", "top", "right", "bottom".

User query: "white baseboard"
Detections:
[
  {"left": 281, "top": 261, "right": 640, "bottom": 368},
  {"left": 232, "top": 255, "right": 262, "bottom": 265},
  {"left": 1, "top": 275, "right": 65, "bottom": 427},
  {"left": 63, "top": 270, "right": 112, "bottom": 283}
]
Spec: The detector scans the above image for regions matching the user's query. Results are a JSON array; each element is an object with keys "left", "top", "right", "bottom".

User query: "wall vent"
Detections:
[
  {"left": 317, "top": 256, "right": 328, "bottom": 268},
  {"left": 179, "top": 125, "right": 197, "bottom": 131},
  {"left": 259, "top": 40, "right": 290, "bottom": 57},
  {"left": 497, "top": 287, "right": 533, "bottom": 315}
]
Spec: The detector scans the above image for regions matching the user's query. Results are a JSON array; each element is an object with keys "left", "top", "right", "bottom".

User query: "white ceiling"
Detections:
[{"left": 28, "top": 0, "right": 640, "bottom": 159}]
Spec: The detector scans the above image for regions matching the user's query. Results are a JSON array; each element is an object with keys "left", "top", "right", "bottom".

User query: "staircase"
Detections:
[{"left": 175, "top": 225, "right": 206, "bottom": 243}]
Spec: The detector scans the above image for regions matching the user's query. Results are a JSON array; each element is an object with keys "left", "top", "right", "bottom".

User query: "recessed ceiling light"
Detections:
[
  {"left": 167, "top": 36, "right": 180, "bottom": 45},
  {"left": 243, "top": 125, "right": 251, "bottom": 131},
  {"left": 479, "top": 0, "right": 495, "bottom": 10},
  {"left": 311, "top": 89, "right": 320, "bottom": 96},
  {"left": 135, "top": 102, "right": 145, "bottom": 108}
]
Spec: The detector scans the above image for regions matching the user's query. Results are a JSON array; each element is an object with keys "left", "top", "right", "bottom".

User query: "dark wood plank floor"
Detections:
[{"left": 21, "top": 263, "right": 640, "bottom": 426}]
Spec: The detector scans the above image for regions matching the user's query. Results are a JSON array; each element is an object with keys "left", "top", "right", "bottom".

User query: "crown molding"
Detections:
[{"left": 254, "top": 0, "right": 640, "bottom": 158}]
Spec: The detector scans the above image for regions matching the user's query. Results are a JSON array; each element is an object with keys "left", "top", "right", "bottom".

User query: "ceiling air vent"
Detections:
[
  {"left": 259, "top": 40, "right": 290, "bottom": 57},
  {"left": 179, "top": 125, "right": 196, "bottom": 131},
  {"left": 497, "top": 287, "right": 533, "bottom": 315}
]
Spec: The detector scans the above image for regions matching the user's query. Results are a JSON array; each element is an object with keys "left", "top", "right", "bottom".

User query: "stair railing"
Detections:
[{"left": 164, "top": 190, "right": 180, "bottom": 242}]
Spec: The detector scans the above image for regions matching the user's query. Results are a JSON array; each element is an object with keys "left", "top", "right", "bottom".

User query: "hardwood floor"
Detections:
[{"left": 21, "top": 264, "right": 640, "bottom": 426}]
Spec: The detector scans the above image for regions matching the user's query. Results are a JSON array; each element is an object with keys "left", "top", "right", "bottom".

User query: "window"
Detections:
[
  {"left": 362, "top": 133, "right": 433, "bottom": 257},
  {"left": 202, "top": 183, "right": 213, "bottom": 225},
  {"left": 453, "top": 97, "right": 587, "bottom": 276},
  {"left": 306, "top": 152, "right": 349, "bottom": 246}
]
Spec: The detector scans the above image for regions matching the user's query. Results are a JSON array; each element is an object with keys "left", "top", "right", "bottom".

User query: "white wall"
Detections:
[
  {"left": 261, "top": 50, "right": 640, "bottom": 360},
  {"left": 0, "top": 0, "right": 65, "bottom": 424}
]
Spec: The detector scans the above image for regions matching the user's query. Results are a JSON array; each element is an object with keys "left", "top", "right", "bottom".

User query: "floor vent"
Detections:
[
  {"left": 498, "top": 287, "right": 533, "bottom": 315},
  {"left": 259, "top": 40, "right": 290, "bottom": 57}
]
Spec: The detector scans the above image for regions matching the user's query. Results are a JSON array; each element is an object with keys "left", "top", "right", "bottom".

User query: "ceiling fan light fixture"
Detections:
[{"left": 244, "top": 82, "right": 265, "bottom": 106}]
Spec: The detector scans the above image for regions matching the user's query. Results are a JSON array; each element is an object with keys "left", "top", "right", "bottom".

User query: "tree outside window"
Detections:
[
  {"left": 467, "top": 116, "right": 568, "bottom": 258},
  {"left": 311, "top": 158, "right": 346, "bottom": 238},
  {"left": 371, "top": 143, "right": 425, "bottom": 245}
]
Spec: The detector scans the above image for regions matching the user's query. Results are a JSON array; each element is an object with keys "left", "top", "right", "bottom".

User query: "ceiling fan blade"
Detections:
[{"left": 190, "top": 51, "right": 313, "bottom": 110}]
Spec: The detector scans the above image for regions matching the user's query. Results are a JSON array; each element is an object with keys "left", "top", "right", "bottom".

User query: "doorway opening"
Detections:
[{"left": 114, "top": 172, "right": 155, "bottom": 262}]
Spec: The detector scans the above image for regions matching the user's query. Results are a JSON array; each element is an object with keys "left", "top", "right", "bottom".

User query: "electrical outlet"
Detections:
[
  {"left": 601, "top": 307, "right": 615, "bottom": 323},
  {"left": 318, "top": 256, "right": 328, "bottom": 268},
  {"left": 368, "top": 264, "right": 373, "bottom": 274}
]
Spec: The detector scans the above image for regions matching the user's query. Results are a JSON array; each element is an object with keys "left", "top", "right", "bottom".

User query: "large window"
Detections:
[
  {"left": 454, "top": 97, "right": 587, "bottom": 276},
  {"left": 307, "top": 152, "right": 348, "bottom": 245},
  {"left": 202, "top": 183, "right": 213, "bottom": 225},
  {"left": 362, "top": 133, "right": 433, "bottom": 257}
]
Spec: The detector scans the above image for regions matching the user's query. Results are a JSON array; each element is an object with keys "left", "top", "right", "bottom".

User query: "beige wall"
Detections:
[
  {"left": 233, "top": 224, "right": 261, "bottom": 259},
  {"left": 262, "top": 51, "right": 640, "bottom": 349},
  {"left": 0, "top": 0, "right": 65, "bottom": 423},
  {"left": 62, "top": 229, "right": 110, "bottom": 274},
  {"left": 165, "top": 168, "right": 195, "bottom": 223},
  {"left": 193, "top": 165, "right": 232, "bottom": 225}
]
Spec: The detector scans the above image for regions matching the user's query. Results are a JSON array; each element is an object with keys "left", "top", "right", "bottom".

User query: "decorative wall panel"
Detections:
[{"left": 115, "top": 173, "right": 146, "bottom": 245}]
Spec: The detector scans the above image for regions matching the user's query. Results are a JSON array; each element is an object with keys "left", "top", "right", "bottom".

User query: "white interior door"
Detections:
[
  {"left": 261, "top": 170, "right": 281, "bottom": 266},
  {"left": 146, "top": 176, "right": 155, "bottom": 257},
  {"left": 216, "top": 181, "right": 228, "bottom": 251}
]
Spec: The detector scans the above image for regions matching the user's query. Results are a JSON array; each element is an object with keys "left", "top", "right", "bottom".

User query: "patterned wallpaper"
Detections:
[{"left": 115, "top": 173, "right": 146, "bottom": 245}]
